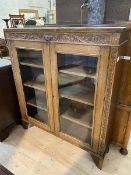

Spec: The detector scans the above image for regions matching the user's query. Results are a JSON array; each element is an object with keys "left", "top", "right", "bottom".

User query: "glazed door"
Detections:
[
  {"left": 11, "top": 41, "right": 54, "bottom": 131},
  {"left": 51, "top": 43, "right": 110, "bottom": 151}
]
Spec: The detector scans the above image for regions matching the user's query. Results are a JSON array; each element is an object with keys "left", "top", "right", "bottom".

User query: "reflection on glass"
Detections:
[
  {"left": 17, "top": 49, "right": 48, "bottom": 124},
  {"left": 58, "top": 54, "right": 98, "bottom": 145}
]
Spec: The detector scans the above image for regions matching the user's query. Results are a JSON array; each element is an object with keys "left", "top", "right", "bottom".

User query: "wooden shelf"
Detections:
[
  {"left": 60, "top": 85, "right": 94, "bottom": 106},
  {"left": 20, "top": 60, "right": 43, "bottom": 69},
  {"left": 59, "top": 73, "right": 84, "bottom": 86},
  {"left": 27, "top": 96, "right": 47, "bottom": 111},
  {"left": 61, "top": 106, "right": 93, "bottom": 129},
  {"left": 59, "top": 65, "right": 96, "bottom": 79},
  {"left": 24, "top": 80, "right": 45, "bottom": 92}
]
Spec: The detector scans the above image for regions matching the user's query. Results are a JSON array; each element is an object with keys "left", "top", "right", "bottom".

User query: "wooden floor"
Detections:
[{"left": 0, "top": 126, "right": 131, "bottom": 175}]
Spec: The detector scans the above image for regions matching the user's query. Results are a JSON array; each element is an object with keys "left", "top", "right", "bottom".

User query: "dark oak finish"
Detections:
[
  {"left": 4, "top": 24, "right": 130, "bottom": 169},
  {"left": 0, "top": 65, "right": 21, "bottom": 141},
  {"left": 56, "top": 0, "right": 87, "bottom": 24},
  {"left": 56, "top": 0, "right": 131, "bottom": 25},
  {"left": 105, "top": 0, "right": 131, "bottom": 23},
  {"left": 111, "top": 24, "right": 131, "bottom": 153}
]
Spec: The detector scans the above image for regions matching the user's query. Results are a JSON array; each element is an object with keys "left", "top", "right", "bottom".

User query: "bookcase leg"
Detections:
[
  {"left": 120, "top": 148, "right": 128, "bottom": 155},
  {"left": 90, "top": 154, "right": 104, "bottom": 170},
  {"left": 105, "top": 146, "right": 109, "bottom": 154},
  {"left": 0, "top": 130, "right": 10, "bottom": 142},
  {"left": 22, "top": 120, "right": 29, "bottom": 129},
  {"left": 0, "top": 123, "right": 15, "bottom": 142}
]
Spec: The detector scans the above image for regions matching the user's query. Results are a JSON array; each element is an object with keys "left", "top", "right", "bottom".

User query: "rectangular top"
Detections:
[
  {"left": 4, "top": 23, "right": 129, "bottom": 47},
  {"left": 4, "top": 23, "right": 128, "bottom": 33}
]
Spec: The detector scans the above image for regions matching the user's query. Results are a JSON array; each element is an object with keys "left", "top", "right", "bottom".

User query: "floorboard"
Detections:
[{"left": 0, "top": 126, "right": 130, "bottom": 175}]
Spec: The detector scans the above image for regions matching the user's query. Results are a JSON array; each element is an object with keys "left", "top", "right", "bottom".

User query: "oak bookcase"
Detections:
[{"left": 4, "top": 24, "right": 130, "bottom": 169}]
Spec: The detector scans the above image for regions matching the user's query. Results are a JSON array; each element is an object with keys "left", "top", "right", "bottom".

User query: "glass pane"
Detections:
[
  {"left": 58, "top": 53, "right": 98, "bottom": 145},
  {"left": 17, "top": 49, "right": 48, "bottom": 125},
  {"left": 24, "top": 87, "right": 48, "bottom": 124},
  {"left": 17, "top": 49, "right": 43, "bottom": 67}
]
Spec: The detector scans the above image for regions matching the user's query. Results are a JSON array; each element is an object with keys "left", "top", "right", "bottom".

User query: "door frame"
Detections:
[
  {"left": 50, "top": 43, "right": 110, "bottom": 152},
  {"left": 10, "top": 40, "right": 54, "bottom": 132}
]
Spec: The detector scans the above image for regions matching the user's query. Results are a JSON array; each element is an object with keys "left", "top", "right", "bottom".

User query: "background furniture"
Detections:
[
  {"left": 25, "top": 20, "right": 36, "bottom": 26},
  {"left": 0, "top": 59, "right": 21, "bottom": 141},
  {"left": 0, "top": 38, "right": 9, "bottom": 58},
  {"left": 19, "top": 9, "right": 39, "bottom": 20},
  {"left": 9, "top": 14, "right": 25, "bottom": 28},
  {"left": 105, "top": 0, "right": 131, "bottom": 23},
  {"left": 46, "top": 10, "right": 56, "bottom": 24},
  {"left": 111, "top": 24, "right": 131, "bottom": 154},
  {"left": 56, "top": 0, "right": 131, "bottom": 24},
  {"left": 2, "top": 19, "right": 10, "bottom": 28},
  {"left": 56, "top": 0, "right": 87, "bottom": 24},
  {"left": 4, "top": 24, "right": 129, "bottom": 169}
]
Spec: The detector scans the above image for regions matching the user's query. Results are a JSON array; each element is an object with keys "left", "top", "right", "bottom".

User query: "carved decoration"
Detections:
[
  {"left": 5, "top": 32, "right": 120, "bottom": 46},
  {"left": 98, "top": 47, "right": 118, "bottom": 155}
]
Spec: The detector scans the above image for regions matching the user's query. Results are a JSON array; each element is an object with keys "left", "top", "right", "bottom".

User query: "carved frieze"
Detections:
[
  {"left": 5, "top": 32, "right": 120, "bottom": 46},
  {"left": 98, "top": 47, "right": 118, "bottom": 155}
]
